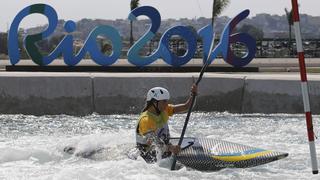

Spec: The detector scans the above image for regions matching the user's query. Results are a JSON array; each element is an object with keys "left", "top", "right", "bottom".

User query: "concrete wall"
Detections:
[
  {"left": 0, "top": 72, "right": 319, "bottom": 115},
  {"left": 0, "top": 73, "right": 93, "bottom": 115}
]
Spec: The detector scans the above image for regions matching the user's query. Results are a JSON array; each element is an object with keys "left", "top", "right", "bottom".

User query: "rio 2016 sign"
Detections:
[{"left": 8, "top": 4, "right": 256, "bottom": 67}]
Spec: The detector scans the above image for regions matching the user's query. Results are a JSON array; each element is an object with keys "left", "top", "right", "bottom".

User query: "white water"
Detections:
[{"left": 0, "top": 112, "right": 319, "bottom": 180}]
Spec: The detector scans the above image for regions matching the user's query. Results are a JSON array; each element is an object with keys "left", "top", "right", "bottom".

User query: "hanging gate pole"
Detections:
[{"left": 291, "top": 0, "right": 318, "bottom": 174}]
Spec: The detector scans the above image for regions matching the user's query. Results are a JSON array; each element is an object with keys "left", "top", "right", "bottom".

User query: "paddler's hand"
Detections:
[
  {"left": 168, "top": 145, "right": 181, "bottom": 154},
  {"left": 190, "top": 83, "right": 197, "bottom": 97}
]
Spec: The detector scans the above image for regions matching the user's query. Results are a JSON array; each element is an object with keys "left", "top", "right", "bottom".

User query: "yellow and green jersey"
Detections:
[{"left": 136, "top": 104, "right": 174, "bottom": 145}]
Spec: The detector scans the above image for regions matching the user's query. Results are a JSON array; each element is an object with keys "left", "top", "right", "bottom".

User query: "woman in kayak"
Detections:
[{"left": 136, "top": 84, "right": 197, "bottom": 163}]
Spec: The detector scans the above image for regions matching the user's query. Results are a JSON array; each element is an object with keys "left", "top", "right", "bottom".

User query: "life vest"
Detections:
[
  {"left": 136, "top": 105, "right": 174, "bottom": 146},
  {"left": 136, "top": 111, "right": 170, "bottom": 145}
]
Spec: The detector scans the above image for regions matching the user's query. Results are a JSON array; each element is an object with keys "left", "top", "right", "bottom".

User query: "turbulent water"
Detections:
[{"left": 0, "top": 112, "right": 320, "bottom": 180}]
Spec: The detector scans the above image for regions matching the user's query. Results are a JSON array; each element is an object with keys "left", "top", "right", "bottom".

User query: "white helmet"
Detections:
[{"left": 146, "top": 87, "right": 170, "bottom": 101}]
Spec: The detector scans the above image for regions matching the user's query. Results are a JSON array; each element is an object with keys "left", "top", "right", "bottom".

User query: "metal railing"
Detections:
[{"left": 123, "top": 38, "right": 320, "bottom": 59}]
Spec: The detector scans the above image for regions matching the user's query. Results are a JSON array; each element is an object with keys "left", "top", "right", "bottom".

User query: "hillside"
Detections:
[{"left": 25, "top": 13, "right": 320, "bottom": 41}]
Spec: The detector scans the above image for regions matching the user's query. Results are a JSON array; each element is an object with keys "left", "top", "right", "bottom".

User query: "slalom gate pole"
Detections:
[{"left": 291, "top": 0, "right": 318, "bottom": 174}]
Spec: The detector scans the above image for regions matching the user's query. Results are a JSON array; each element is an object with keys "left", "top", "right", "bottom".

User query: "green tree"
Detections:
[
  {"left": 101, "top": 43, "right": 112, "bottom": 55},
  {"left": 17, "top": 29, "right": 29, "bottom": 59},
  {"left": 285, "top": 8, "right": 294, "bottom": 56},
  {"left": 212, "top": 0, "right": 230, "bottom": 26},
  {"left": 130, "top": 0, "right": 140, "bottom": 46},
  {"left": 48, "top": 35, "right": 64, "bottom": 51},
  {"left": 0, "top": 33, "right": 8, "bottom": 55}
]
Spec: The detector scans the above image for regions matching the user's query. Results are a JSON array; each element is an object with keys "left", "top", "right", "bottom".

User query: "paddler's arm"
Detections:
[{"left": 172, "top": 84, "right": 197, "bottom": 114}]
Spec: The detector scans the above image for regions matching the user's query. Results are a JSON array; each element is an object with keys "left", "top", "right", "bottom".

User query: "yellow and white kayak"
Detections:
[
  {"left": 64, "top": 137, "right": 288, "bottom": 171},
  {"left": 172, "top": 137, "right": 288, "bottom": 171}
]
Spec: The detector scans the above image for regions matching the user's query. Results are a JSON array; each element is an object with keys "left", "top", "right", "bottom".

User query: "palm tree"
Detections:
[
  {"left": 285, "top": 8, "right": 294, "bottom": 56},
  {"left": 211, "top": 0, "right": 230, "bottom": 27},
  {"left": 130, "top": 0, "right": 140, "bottom": 46}
]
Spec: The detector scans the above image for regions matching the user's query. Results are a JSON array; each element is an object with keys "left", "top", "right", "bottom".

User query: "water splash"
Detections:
[{"left": 0, "top": 112, "right": 319, "bottom": 179}]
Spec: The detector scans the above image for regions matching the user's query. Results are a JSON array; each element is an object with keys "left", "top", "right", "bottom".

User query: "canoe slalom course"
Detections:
[{"left": 2, "top": 113, "right": 311, "bottom": 179}]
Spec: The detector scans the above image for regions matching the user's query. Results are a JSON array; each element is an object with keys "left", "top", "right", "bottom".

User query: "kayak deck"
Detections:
[{"left": 171, "top": 137, "right": 288, "bottom": 171}]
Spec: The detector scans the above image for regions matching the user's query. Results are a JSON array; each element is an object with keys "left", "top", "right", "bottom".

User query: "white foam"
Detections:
[{"left": 0, "top": 113, "right": 319, "bottom": 179}]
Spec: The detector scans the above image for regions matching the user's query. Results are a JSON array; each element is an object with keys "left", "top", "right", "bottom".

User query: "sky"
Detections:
[{"left": 0, "top": 0, "right": 319, "bottom": 32}]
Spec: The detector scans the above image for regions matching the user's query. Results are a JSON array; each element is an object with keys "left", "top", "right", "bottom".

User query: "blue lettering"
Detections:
[{"left": 8, "top": 4, "right": 256, "bottom": 68}]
